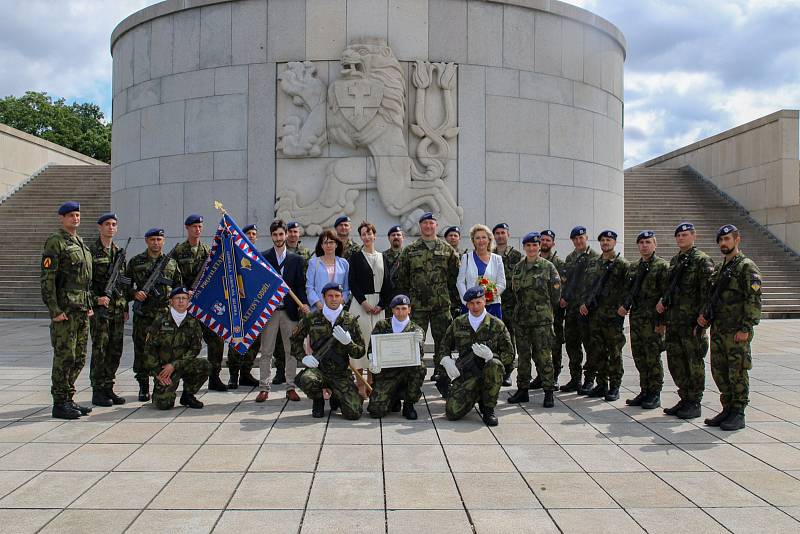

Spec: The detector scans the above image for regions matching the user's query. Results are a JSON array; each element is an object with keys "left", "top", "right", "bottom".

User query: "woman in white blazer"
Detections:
[{"left": 456, "top": 224, "right": 506, "bottom": 318}]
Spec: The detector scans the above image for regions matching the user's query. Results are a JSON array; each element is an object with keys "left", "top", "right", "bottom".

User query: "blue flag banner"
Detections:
[{"left": 189, "top": 213, "right": 290, "bottom": 354}]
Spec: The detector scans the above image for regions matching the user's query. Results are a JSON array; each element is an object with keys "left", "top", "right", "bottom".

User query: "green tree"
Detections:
[{"left": 0, "top": 91, "right": 111, "bottom": 163}]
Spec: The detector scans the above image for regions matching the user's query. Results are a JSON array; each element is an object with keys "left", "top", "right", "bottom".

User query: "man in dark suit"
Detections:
[{"left": 256, "top": 219, "right": 310, "bottom": 402}]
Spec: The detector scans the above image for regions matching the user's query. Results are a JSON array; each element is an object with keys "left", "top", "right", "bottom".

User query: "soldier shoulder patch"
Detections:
[
  {"left": 750, "top": 273, "right": 762, "bottom": 292},
  {"left": 42, "top": 254, "right": 55, "bottom": 270}
]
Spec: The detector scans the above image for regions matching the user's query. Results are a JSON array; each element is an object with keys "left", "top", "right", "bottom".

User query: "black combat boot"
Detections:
[
  {"left": 560, "top": 377, "right": 580, "bottom": 392},
  {"left": 640, "top": 392, "right": 660, "bottom": 410},
  {"left": 502, "top": 373, "right": 513, "bottom": 387},
  {"left": 507, "top": 388, "right": 530, "bottom": 404},
  {"left": 312, "top": 397, "right": 325, "bottom": 418},
  {"left": 676, "top": 401, "right": 701, "bottom": 419},
  {"left": 482, "top": 406, "right": 498, "bottom": 427},
  {"left": 208, "top": 371, "right": 228, "bottom": 391},
  {"left": 179, "top": 391, "right": 204, "bottom": 409},
  {"left": 543, "top": 390, "right": 555, "bottom": 408},
  {"left": 70, "top": 400, "right": 92, "bottom": 415},
  {"left": 107, "top": 390, "right": 126, "bottom": 405},
  {"left": 390, "top": 397, "right": 402, "bottom": 412},
  {"left": 52, "top": 402, "right": 81, "bottom": 420},
  {"left": 578, "top": 378, "right": 595, "bottom": 396},
  {"left": 588, "top": 382, "right": 607, "bottom": 398},
  {"left": 719, "top": 410, "right": 745, "bottom": 431},
  {"left": 529, "top": 375, "right": 543, "bottom": 390},
  {"left": 704, "top": 406, "right": 731, "bottom": 427},
  {"left": 227, "top": 370, "right": 239, "bottom": 389},
  {"left": 91, "top": 390, "right": 112, "bottom": 407},
  {"left": 138, "top": 379, "right": 150, "bottom": 402},
  {"left": 626, "top": 391, "right": 646, "bottom": 406},
  {"left": 604, "top": 387, "right": 620, "bottom": 402},
  {"left": 239, "top": 371, "right": 259, "bottom": 387},
  {"left": 402, "top": 401, "right": 418, "bottom": 420},
  {"left": 329, "top": 395, "right": 340, "bottom": 412},
  {"left": 663, "top": 399, "right": 685, "bottom": 416},
  {"left": 271, "top": 368, "right": 286, "bottom": 385}
]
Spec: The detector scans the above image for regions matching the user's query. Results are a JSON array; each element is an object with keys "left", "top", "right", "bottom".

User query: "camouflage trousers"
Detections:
[
  {"left": 411, "top": 308, "right": 453, "bottom": 373},
  {"left": 201, "top": 323, "right": 224, "bottom": 373},
  {"left": 89, "top": 311, "right": 125, "bottom": 391},
  {"left": 132, "top": 313, "right": 157, "bottom": 381},
  {"left": 516, "top": 325, "right": 555, "bottom": 391},
  {"left": 296, "top": 367, "right": 363, "bottom": 420},
  {"left": 151, "top": 358, "right": 211, "bottom": 410},
  {"left": 501, "top": 302, "right": 516, "bottom": 375},
  {"left": 552, "top": 311, "right": 565, "bottom": 380},
  {"left": 445, "top": 359, "right": 504, "bottom": 420},
  {"left": 564, "top": 312, "right": 593, "bottom": 381},
  {"left": 588, "top": 316, "right": 626, "bottom": 388},
  {"left": 665, "top": 324, "right": 708, "bottom": 402},
  {"left": 50, "top": 310, "right": 89, "bottom": 403},
  {"left": 227, "top": 333, "right": 260, "bottom": 373},
  {"left": 367, "top": 364, "right": 427, "bottom": 418},
  {"left": 630, "top": 316, "right": 665, "bottom": 393},
  {"left": 710, "top": 330, "right": 752, "bottom": 410}
]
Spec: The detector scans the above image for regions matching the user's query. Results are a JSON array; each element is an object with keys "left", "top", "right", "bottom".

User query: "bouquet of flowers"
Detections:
[{"left": 476, "top": 277, "right": 498, "bottom": 303}]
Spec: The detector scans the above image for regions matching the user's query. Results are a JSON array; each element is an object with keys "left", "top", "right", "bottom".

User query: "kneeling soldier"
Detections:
[
  {"left": 292, "top": 282, "right": 366, "bottom": 419},
  {"left": 367, "top": 294, "right": 426, "bottom": 420},
  {"left": 144, "top": 287, "right": 210, "bottom": 410},
  {"left": 439, "top": 286, "right": 514, "bottom": 426}
]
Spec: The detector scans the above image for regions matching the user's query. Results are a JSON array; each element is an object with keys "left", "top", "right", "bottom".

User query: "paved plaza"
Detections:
[{"left": 0, "top": 319, "right": 799, "bottom": 533}]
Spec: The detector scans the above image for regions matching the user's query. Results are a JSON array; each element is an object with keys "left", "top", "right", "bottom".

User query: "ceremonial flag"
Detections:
[{"left": 189, "top": 212, "right": 290, "bottom": 354}]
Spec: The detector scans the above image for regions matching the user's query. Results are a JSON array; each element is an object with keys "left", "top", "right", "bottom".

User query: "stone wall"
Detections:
[
  {"left": 111, "top": 0, "right": 625, "bottom": 251},
  {"left": 639, "top": 110, "right": 800, "bottom": 251}
]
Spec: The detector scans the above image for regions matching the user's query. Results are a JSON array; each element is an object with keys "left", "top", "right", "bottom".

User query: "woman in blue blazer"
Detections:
[{"left": 306, "top": 229, "right": 350, "bottom": 310}]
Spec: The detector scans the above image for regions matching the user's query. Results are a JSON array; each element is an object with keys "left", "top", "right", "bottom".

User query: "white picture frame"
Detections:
[{"left": 370, "top": 332, "right": 421, "bottom": 372}]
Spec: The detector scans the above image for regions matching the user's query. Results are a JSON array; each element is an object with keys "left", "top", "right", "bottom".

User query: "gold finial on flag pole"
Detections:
[{"left": 214, "top": 201, "right": 226, "bottom": 214}]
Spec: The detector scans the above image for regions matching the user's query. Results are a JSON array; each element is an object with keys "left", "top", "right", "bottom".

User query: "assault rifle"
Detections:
[
  {"left": 586, "top": 253, "right": 621, "bottom": 311},
  {"left": 622, "top": 259, "right": 650, "bottom": 312},
  {"left": 696, "top": 255, "right": 743, "bottom": 334},
  {"left": 132, "top": 245, "right": 177, "bottom": 315},
  {"left": 96, "top": 237, "right": 132, "bottom": 319},
  {"left": 662, "top": 253, "right": 692, "bottom": 308},
  {"left": 435, "top": 346, "right": 486, "bottom": 398}
]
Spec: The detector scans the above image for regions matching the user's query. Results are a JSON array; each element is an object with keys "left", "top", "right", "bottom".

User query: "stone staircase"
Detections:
[
  {"left": 624, "top": 167, "right": 800, "bottom": 319},
  {"left": 0, "top": 165, "right": 111, "bottom": 318}
]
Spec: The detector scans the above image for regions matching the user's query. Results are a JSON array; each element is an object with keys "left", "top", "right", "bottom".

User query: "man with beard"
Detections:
[
  {"left": 383, "top": 225, "right": 404, "bottom": 298},
  {"left": 334, "top": 215, "right": 360, "bottom": 260}
]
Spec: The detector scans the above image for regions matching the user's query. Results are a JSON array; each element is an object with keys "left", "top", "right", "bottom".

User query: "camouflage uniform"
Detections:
[
  {"left": 341, "top": 238, "right": 361, "bottom": 261},
  {"left": 450, "top": 247, "right": 469, "bottom": 319},
  {"left": 562, "top": 247, "right": 600, "bottom": 382},
  {"left": 173, "top": 240, "right": 224, "bottom": 374},
  {"left": 396, "top": 238, "right": 460, "bottom": 374},
  {"left": 126, "top": 251, "right": 182, "bottom": 381},
  {"left": 291, "top": 309, "right": 366, "bottom": 419},
  {"left": 541, "top": 250, "right": 566, "bottom": 380},
  {"left": 287, "top": 243, "right": 313, "bottom": 267},
  {"left": 497, "top": 246, "right": 523, "bottom": 375},
  {"left": 366, "top": 319, "right": 427, "bottom": 418},
  {"left": 41, "top": 229, "right": 93, "bottom": 404},
  {"left": 88, "top": 238, "right": 128, "bottom": 392},
  {"left": 663, "top": 247, "right": 714, "bottom": 403},
  {"left": 144, "top": 311, "right": 210, "bottom": 409},
  {"left": 707, "top": 252, "right": 761, "bottom": 411},
  {"left": 227, "top": 334, "right": 260, "bottom": 375},
  {"left": 511, "top": 257, "right": 561, "bottom": 390},
  {"left": 383, "top": 246, "right": 403, "bottom": 301}
]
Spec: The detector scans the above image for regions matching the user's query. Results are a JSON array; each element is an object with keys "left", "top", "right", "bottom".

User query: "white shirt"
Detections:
[
  {"left": 274, "top": 246, "right": 287, "bottom": 273},
  {"left": 391, "top": 316, "right": 410, "bottom": 333},
  {"left": 323, "top": 304, "right": 343, "bottom": 326},
  {"left": 468, "top": 310, "right": 487, "bottom": 332},
  {"left": 170, "top": 307, "right": 187, "bottom": 327}
]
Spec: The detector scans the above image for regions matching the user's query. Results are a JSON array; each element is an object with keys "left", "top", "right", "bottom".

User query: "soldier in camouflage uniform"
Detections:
[
  {"left": 173, "top": 214, "right": 227, "bottom": 392},
  {"left": 539, "top": 229, "right": 566, "bottom": 387},
  {"left": 493, "top": 222, "right": 523, "bottom": 387},
  {"left": 559, "top": 226, "right": 600, "bottom": 394},
  {"left": 444, "top": 225, "right": 467, "bottom": 321},
  {"left": 334, "top": 215, "right": 361, "bottom": 260},
  {"left": 383, "top": 225, "right": 405, "bottom": 302},
  {"left": 618, "top": 231, "right": 669, "bottom": 410},
  {"left": 656, "top": 222, "right": 714, "bottom": 420},
  {"left": 144, "top": 287, "right": 209, "bottom": 410},
  {"left": 698, "top": 225, "right": 761, "bottom": 431},
  {"left": 438, "top": 286, "right": 514, "bottom": 426},
  {"left": 395, "top": 213, "right": 460, "bottom": 380},
  {"left": 41, "top": 201, "right": 94, "bottom": 420},
  {"left": 291, "top": 282, "right": 366, "bottom": 419},
  {"left": 127, "top": 227, "right": 182, "bottom": 402},
  {"left": 88, "top": 213, "right": 129, "bottom": 407},
  {"left": 366, "top": 294, "right": 426, "bottom": 420},
  {"left": 506, "top": 232, "right": 561, "bottom": 408},
  {"left": 580, "top": 230, "right": 628, "bottom": 401},
  {"left": 226, "top": 223, "right": 261, "bottom": 389}
]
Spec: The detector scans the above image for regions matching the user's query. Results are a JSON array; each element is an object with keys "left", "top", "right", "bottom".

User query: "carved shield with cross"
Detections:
[{"left": 333, "top": 78, "right": 384, "bottom": 131}]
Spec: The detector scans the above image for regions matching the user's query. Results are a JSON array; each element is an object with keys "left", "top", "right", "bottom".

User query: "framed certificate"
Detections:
[{"left": 370, "top": 332, "right": 421, "bottom": 372}]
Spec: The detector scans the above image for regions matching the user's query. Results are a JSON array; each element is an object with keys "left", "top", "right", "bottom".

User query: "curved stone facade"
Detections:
[{"left": 111, "top": 0, "right": 625, "bottom": 250}]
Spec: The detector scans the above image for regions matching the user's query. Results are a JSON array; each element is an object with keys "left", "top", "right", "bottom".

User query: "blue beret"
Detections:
[
  {"left": 598, "top": 229, "right": 618, "bottom": 241},
  {"left": 463, "top": 285, "right": 486, "bottom": 302},
  {"left": 419, "top": 212, "right": 436, "bottom": 223},
  {"left": 58, "top": 201, "right": 80, "bottom": 215},
  {"left": 243, "top": 224, "right": 257, "bottom": 234},
  {"left": 444, "top": 225, "right": 461, "bottom": 237},
  {"left": 287, "top": 221, "right": 300, "bottom": 230},
  {"left": 97, "top": 212, "right": 117, "bottom": 225},
  {"left": 522, "top": 232, "right": 541, "bottom": 245},
  {"left": 169, "top": 287, "right": 190, "bottom": 298},
  {"left": 492, "top": 223, "right": 509, "bottom": 233},
  {"left": 716, "top": 224, "right": 738, "bottom": 242},
  {"left": 389, "top": 294, "right": 411, "bottom": 308},
  {"left": 570, "top": 226, "right": 587, "bottom": 239},
  {"left": 540, "top": 229, "right": 555, "bottom": 239},
  {"left": 184, "top": 214, "right": 203, "bottom": 226},
  {"left": 387, "top": 225, "right": 402, "bottom": 236},
  {"left": 334, "top": 216, "right": 351, "bottom": 227},
  {"left": 636, "top": 230, "right": 655, "bottom": 242},
  {"left": 321, "top": 282, "right": 344, "bottom": 295},
  {"left": 674, "top": 222, "right": 694, "bottom": 236},
  {"left": 145, "top": 228, "right": 165, "bottom": 238}
]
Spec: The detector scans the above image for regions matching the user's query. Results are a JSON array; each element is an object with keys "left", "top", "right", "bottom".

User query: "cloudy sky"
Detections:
[{"left": 0, "top": 0, "right": 798, "bottom": 167}]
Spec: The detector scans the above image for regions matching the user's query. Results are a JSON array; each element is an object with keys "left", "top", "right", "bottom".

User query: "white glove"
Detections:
[
  {"left": 368, "top": 353, "right": 380, "bottom": 374},
  {"left": 414, "top": 329, "right": 424, "bottom": 345},
  {"left": 333, "top": 325, "right": 353, "bottom": 345},
  {"left": 472, "top": 343, "right": 494, "bottom": 362},
  {"left": 302, "top": 355, "right": 319, "bottom": 368},
  {"left": 441, "top": 356, "right": 461, "bottom": 381}
]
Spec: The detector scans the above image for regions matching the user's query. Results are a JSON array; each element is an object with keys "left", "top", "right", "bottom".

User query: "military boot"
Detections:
[
  {"left": 390, "top": 398, "right": 402, "bottom": 412},
  {"left": 588, "top": 382, "right": 608, "bottom": 398},
  {"left": 529, "top": 375, "right": 543, "bottom": 390},
  {"left": 138, "top": 379, "right": 150, "bottom": 402},
  {"left": 239, "top": 371, "right": 259, "bottom": 387},
  {"left": 502, "top": 373, "right": 513, "bottom": 387},
  {"left": 578, "top": 378, "right": 595, "bottom": 396},
  {"left": 543, "top": 391, "right": 555, "bottom": 408},
  {"left": 52, "top": 402, "right": 81, "bottom": 420},
  {"left": 271, "top": 368, "right": 286, "bottom": 385},
  {"left": 107, "top": 390, "right": 126, "bottom": 405},
  {"left": 329, "top": 395, "right": 341, "bottom": 412},
  {"left": 482, "top": 406, "right": 498, "bottom": 427},
  {"left": 179, "top": 391, "right": 204, "bottom": 409},
  {"left": 312, "top": 397, "right": 325, "bottom": 418},
  {"left": 663, "top": 399, "right": 685, "bottom": 416},
  {"left": 402, "top": 401, "right": 418, "bottom": 421},
  {"left": 640, "top": 392, "right": 660, "bottom": 410},
  {"left": 91, "top": 390, "right": 112, "bottom": 407},
  {"left": 676, "top": 401, "right": 701, "bottom": 419},
  {"left": 70, "top": 400, "right": 92, "bottom": 415},
  {"left": 560, "top": 376, "right": 580, "bottom": 392},
  {"left": 704, "top": 406, "right": 731, "bottom": 427},
  {"left": 604, "top": 386, "right": 620, "bottom": 402},
  {"left": 208, "top": 372, "right": 228, "bottom": 391},
  {"left": 507, "top": 389, "right": 530, "bottom": 404},
  {"left": 626, "top": 391, "right": 646, "bottom": 406},
  {"left": 719, "top": 410, "right": 745, "bottom": 431},
  {"left": 227, "top": 370, "right": 239, "bottom": 389}
]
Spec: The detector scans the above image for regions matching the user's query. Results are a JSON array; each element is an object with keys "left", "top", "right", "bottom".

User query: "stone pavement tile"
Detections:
[
  {"left": 444, "top": 444, "right": 516, "bottom": 472},
  {"left": 0, "top": 442, "right": 80, "bottom": 470},
  {"left": 0, "top": 508, "right": 60, "bottom": 534},
  {"left": 750, "top": 421, "right": 800, "bottom": 442},
  {"left": 124, "top": 405, "right": 185, "bottom": 422},
  {"left": 264, "top": 423, "right": 326, "bottom": 444},
  {"left": 470, "top": 509, "right": 559, "bottom": 534},
  {"left": 0, "top": 471, "right": 37, "bottom": 499},
  {"left": 148, "top": 422, "right": 219, "bottom": 444},
  {"left": 705, "top": 506, "right": 800, "bottom": 533},
  {"left": 224, "top": 403, "right": 283, "bottom": 424},
  {"left": 90, "top": 422, "right": 166, "bottom": 443},
  {"left": 300, "top": 510, "right": 385, "bottom": 534},
  {"left": 384, "top": 472, "right": 462, "bottom": 509},
  {"left": 33, "top": 422, "right": 112, "bottom": 443},
  {"left": 381, "top": 421, "right": 439, "bottom": 444},
  {"left": 323, "top": 421, "right": 381, "bottom": 444},
  {"left": 539, "top": 422, "right": 611, "bottom": 444},
  {"left": 173, "top": 402, "right": 236, "bottom": 423},
  {"left": 724, "top": 470, "right": 800, "bottom": 506},
  {"left": 183, "top": 444, "right": 259, "bottom": 472},
  {"left": 455, "top": 472, "right": 541, "bottom": 509},
  {"left": 489, "top": 420, "right": 555, "bottom": 444},
  {"left": 387, "top": 509, "right": 471, "bottom": 534},
  {"left": 737, "top": 443, "right": 800, "bottom": 470},
  {"left": 658, "top": 471, "right": 767, "bottom": 507},
  {"left": 699, "top": 424, "right": 779, "bottom": 444},
  {"left": 307, "top": 472, "right": 384, "bottom": 510},
  {"left": 214, "top": 510, "right": 302, "bottom": 534},
  {"left": 524, "top": 472, "right": 617, "bottom": 509},
  {"left": 72, "top": 406, "right": 136, "bottom": 423},
  {"left": 317, "top": 444, "right": 383, "bottom": 471},
  {"left": 591, "top": 472, "right": 693, "bottom": 508},
  {"left": 115, "top": 444, "right": 199, "bottom": 471},
  {"left": 40, "top": 509, "right": 139, "bottom": 533},
  {"left": 126, "top": 509, "right": 221, "bottom": 534},
  {"left": 149, "top": 471, "right": 242, "bottom": 509},
  {"left": 562, "top": 444, "right": 646, "bottom": 472},
  {"left": 782, "top": 506, "right": 800, "bottom": 521},
  {"left": 678, "top": 443, "right": 772, "bottom": 471},
  {"left": 0, "top": 421, "right": 63, "bottom": 442},
  {"left": 590, "top": 422, "right": 669, "bottom": 445},
  {"left": 504, "top": 444, "right": 582, "bottom": 472},
  {"left": 549, "top": 508, "right": 645, "bottom": 533},
  {"left": 49, "top": 443, "right": 140, "bottom": 471},
  {"left": 527, "top": 404, "right": 584, "bottom": 424},
  {"left": 70, "top": 471, "right": 173, "bottom": 509},
  {"left": 228, "top": 472, "right": 312, "bottom": 509},
  {"left": 626, "top": 507, "right": 727, "bottom": 534},
  {"left": 0, "top": 442, "right": 19, "bottom": 458},
  {"left": 619, "top": 444, "right": 710, "bottom": 472},
  {"left": 383, "top": 444, "right": 449, "bottom": 472},
  {"left": 491, "top": 403, "right": 536, "bottom": 424},
  {"left": 435, "top": 420, "right": 497, "bottom": 444},
  {"left": 207, "top": 422, "right": 271, "bottom": 445},
  {"left": 569, "top": 405, "right": 635, "bottom": 424},
  {"left": 642, "top": 422, "right": 721, "bottom": 444},
  {"left": 0, "top": 471, "right": 104, "bottom": 508},
  {"left": 249, "top": 443, "right": 320, "bottom": 472}
]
